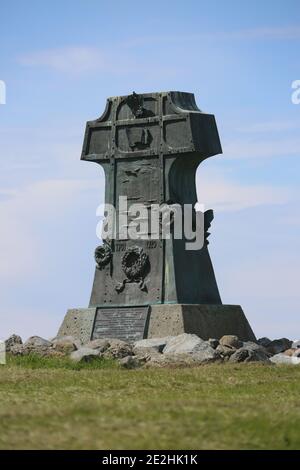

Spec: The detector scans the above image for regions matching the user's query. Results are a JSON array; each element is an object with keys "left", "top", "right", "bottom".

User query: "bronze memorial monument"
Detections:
[{"left": 58, "top": 91, "right": 255, "bottom": 343}]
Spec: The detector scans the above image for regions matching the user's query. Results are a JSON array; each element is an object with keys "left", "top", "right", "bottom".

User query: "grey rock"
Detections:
[
  {"left": 52, "top": 336, "right": 79, "bottom": 354},
  {"left": 13, "top": 336, "right": 54, "bottom": 356},
  {"left": 145, "top": 353, "right": 195, "bottom": 368},
  {"left": 257, "top": 337, "right": 272, "bottom": 348},
  {"left": 243, "top": 341, "right": 264, "bottom": 351},
  {"left": 283, "top": 348, "right": 296, "bottom": 357},
  {"left": 162, "top": 334, "right": 219, "bottom": 363},
  {"left": 103, "top": 339, "right": 133, "bottom": 359},
  {"left": 208, "top": 338, "right": 219, "bottom": 349},
  {"left": 229, "top": 347, "right": 271, "bottom": 363},
  {"left": 133, "top": 336, "right": 172, "bottom": 353},
  {"left": 270, "top": 353, "right": 300, "bottom": 365},
  {"left": 146, "top": 351, "right": 220, "bottom": 367},
  {"left": 24, "top": 336, "right": 52, "bottom": 348},
  {"left": 229, "top": 348, "right": 253, "bottom": 363},
  {"left": 133, "top": 346, "right": 162, "bottom": 360},
  {"left": 292, "top": 340, "right": 300, "bottom": 349},
  {"left": 9, "top": 344, "right": 25, "bottom": 356},
  {"left": 243, "top": 341, "right": 271, "bottom": 356},
  {"left": 5, "top": 334, "right": 23, "bottom": 352},
  {"left": 70, "top": 347, "right": 100, "bottom": 363},
  {"left": 118, "top": 356, "right": 144, "bottom": 369},
  {"left": 266, "top": 338, "right": 292, "bottom": 355},
  {"left": 219, "top": 335, "right": 242, "bottom": 350},
  {"left": 216, "top": 344, "right": 236, "bottom": 357},
  {"left": 83, "top": 339, "right": 110, "bottom": 352}
]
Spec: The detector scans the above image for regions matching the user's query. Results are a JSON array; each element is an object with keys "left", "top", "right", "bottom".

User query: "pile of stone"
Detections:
[{"left": 4, "top": 332, "right": 300, "bottom": 369}]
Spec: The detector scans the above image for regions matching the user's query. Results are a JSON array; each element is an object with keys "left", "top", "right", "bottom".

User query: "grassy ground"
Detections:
[{"left": 0, "top": 355, "right": 300, "bottom": 449}]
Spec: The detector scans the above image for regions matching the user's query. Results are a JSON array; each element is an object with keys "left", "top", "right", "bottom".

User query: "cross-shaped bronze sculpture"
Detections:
[{"left": 58, "top": 91, "right": 255, "bottom": 343}]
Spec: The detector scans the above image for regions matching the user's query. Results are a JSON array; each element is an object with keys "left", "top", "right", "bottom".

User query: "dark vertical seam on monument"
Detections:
[{"left": 159, "top": 92, "right": 165, "bottom": 304}]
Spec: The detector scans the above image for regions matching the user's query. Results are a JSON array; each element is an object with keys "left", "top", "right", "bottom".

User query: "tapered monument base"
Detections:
[{"left": 57, "top": 304, "right": 256, "bottom": 344}]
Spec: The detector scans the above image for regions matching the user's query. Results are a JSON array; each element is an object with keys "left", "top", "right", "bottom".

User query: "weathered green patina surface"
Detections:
[{"left": 82, "top": 91, "right": 222, "bottom": 308}]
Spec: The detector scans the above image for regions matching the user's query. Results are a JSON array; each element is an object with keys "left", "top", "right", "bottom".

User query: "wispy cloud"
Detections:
[
  {"left": 223, "top": 138, "right": 300, "bottom": 160},
  {"left": 227, "top": 26, "right": 300, "bottom": 40},
  {"left": 235, "top": 120, "right": 300, "bottom": 134},
  {"left": 121, "top": 25, "right": 300, "bottom": 48},
  {"left": 196, "top": 170, "right": 297, "bottom": 212},
  {"left": 19, "top": 46, "right": 108, "bottom": 73},
  {"left": 0, "top": 178, "right": 100, "bottom": 282},
  {"left": 18, "top": 45, "right": 178, "bottom": 77},
  {"left": 19, "top": 24, "right": 300, "bottom": 74}
]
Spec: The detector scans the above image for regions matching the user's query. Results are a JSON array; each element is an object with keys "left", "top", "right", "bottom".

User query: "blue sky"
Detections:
[{"left": 0, "top": 0, "right": 300, "bottom": 340}]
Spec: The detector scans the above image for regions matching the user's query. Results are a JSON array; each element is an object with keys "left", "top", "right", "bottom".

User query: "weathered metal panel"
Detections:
[
  {"left": 83, "top": 91, "right": 222, "bottom": 308},
  {"left": 92, "top": 306, "right": 150, "bottom": 342}
]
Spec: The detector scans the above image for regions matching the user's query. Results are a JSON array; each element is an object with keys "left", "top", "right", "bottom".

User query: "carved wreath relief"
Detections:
[
  {"left": 94, "top": 242, "right": 112, "bottom": 270},
  {"left": 94, "top": 243, "right": 150, "bottom": 293},
  {"left": 116, "top": 246, "right": 150, "bottom": 293}
]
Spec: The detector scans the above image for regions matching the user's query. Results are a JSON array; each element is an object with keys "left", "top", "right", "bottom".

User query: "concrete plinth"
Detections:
[
  {"left": 57, "top": 308, "right": 96, "bottom": 344},
  {"left": 147, "top": 304, "right": 256, "bottom": 342},
  {"left": 57, "top": 304, "right": 255, "bottom": 343}
]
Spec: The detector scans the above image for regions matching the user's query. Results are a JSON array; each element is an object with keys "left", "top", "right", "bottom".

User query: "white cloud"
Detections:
[
  {"left": 18, "top": 46, "right": 178, "bottom": 78},
  {"left": 19, "top": 46, "right": 107, "bottom": 73},
  {"left": 0, "top": 178, "right": 100, "bottom": 282},
  {"left": 223, "top": 138, "right": 300, "bottom": 160},
  {"left": 121, "top": 25, "right": 300, "bottom": 48},
  {"left": 231, "top": 26, "right": 300, "bottom": 40},
  {"left": 235, "top": 120, "right": 300, "bottom": 133},
  {"left": 196, "top": 170, "right": 297, "bottom": 212}
]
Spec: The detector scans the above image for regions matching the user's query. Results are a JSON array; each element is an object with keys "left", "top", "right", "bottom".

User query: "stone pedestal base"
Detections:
[
  {"left": 57, "top": 304, "right": 255, "bottom": 344},
  {"left": 57, "top": 308, "right": 97, "bottom": 345},
  {"left": 147, "top": 304, "right": 256, "bottom": 342}
]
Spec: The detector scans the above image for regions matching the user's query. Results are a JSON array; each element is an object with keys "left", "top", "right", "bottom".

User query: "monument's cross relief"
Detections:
[{"left": 58, "top": 91, "right": 255, "bottom": 343}]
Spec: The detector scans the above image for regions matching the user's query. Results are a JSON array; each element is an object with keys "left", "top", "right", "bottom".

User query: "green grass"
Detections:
[
  {"left": 0, "top": 356, "right": 300, "bottom": 449},
  {"left": 6, "top": 353, "right": 118, "bottom": 370}
]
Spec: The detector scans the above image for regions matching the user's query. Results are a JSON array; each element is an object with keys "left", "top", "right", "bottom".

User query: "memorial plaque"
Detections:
[{"left": 92, "top": 306, "right": 150, "bottom": 342}]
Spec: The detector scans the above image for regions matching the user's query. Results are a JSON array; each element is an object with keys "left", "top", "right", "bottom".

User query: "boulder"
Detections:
[
  {"left": 146, "top": 350, "right": 220, "bottom": 368},
  {"left": 257, "top": 337, "right": 272, "bottom": 348},
  {"left": 219, "top": 335, "right": 242, "bottom": 350},
  {"left": 9, "top": 344, "right": 25, "bottom": 355},
  {"left": 243, "top": 341, "right": 271, "bottom": 356},
  {"left": 283, "top": 348, "right": 296, "bottom": 357},
  {"left": 208, "top": 338, "right": 219, "bottom": 349},
  {"left": 83, "top": 339, "right": 110, "bottom": 352},
  {"left": 24, "top": 336, "right": 52, "bottom": 348},
  {"left": 229, "top": 347, "right": 271, "bottom": 363},
  {"left": 133, "top": 337, "right": 171, "bottom": 353},
  {"left": 52, "top": 336, "right": 78, "bottom": 354},
  {"left": 133, "top": 346, "right": 162, "bottom": 361},
  {"left": 5, "top": 334, "right": 22, "bottom": 352},
  {"left": 270, "top": 353, "right": 300, "bottom": 365},
  {"left": 243, "top": 341, "right": 265, "bottom": 351},
  {"left": 266, "top": 338, "right": 292, "bottom": 355},
  {"left": 293, "top": 349, "right": 300, "bottom": 358},
  {"left": 216, "top": 344, "right": 236, "bottom": 358},
  {"left": 145, "top": 353, "right": 195, "bottom": 368},
  {"left": 229, "top": 348, "right": 253, "bottom": 363},
  {"left": 12, "top": 336, "right": 54, "bottom": 356},
  {"left": 103, "top": 339, "right": 133, "bottom": 359},
  {"left": 292, "top": 340, "right": 300, "bottom": 349},
  {"left": 162, "top": 334, "right": 219, "bottom": 363},
  {"left": 70, "top": 347, "right": 100, "bottom": 363},
  {"left": 118, "top": 356, "right": 144, "bottom": 369}
]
